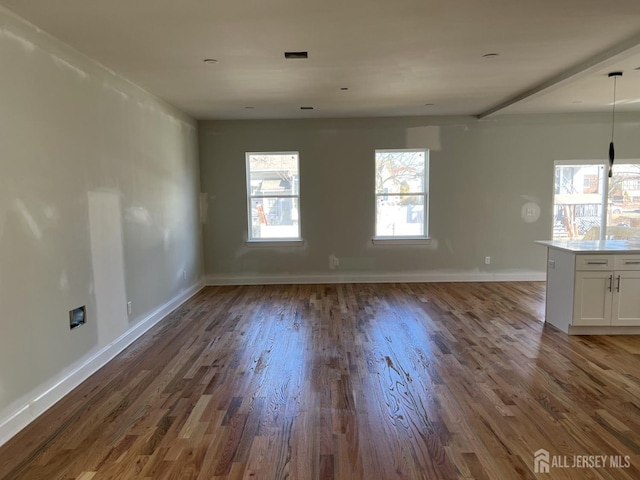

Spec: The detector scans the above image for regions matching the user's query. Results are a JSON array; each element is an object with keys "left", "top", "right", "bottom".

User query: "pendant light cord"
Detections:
[{"left": 611, "top": 75, "right": 618, "bottom": 142}]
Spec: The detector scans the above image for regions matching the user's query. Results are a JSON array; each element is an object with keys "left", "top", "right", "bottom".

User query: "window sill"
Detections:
[
  {"left": 246, "top": 239, "right": 305, "bottom": 247},
  {"left": 372, "top": 237, "right": 432, "bottom": 246}
]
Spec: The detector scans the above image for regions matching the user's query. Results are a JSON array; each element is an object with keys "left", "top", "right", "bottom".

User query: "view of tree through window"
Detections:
[
  {"left": 375, "top": 149, "right": 428, "bottom": 237},
  {"left": 246, "top": 152, "right": 300, "bottom": 240},
  {"left": 553, "top": 162, "right": 640, "bottom": 241}
]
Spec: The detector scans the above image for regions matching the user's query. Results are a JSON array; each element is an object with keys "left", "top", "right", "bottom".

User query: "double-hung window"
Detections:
[
  {"left": 246, "top": 152, "right": 301, "bottom": 241},
  {"left": 375, "top": 149, "right": 429, "bottom": 238}
]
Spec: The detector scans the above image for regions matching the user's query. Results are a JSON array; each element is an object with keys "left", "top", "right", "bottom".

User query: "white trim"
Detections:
[
  {"left": 496, "top": 271, "right": 547, "bottom": 281},
  {"left": 375, "top": 148, "right": 430, "bottom": 238},
  {"left": 553, "top": 161, "right": 608, "bottom": 242},
  {"left": 250, "top": 194, "right": 299, "bottom": 199},
  {"left": 375, "top": 148, "right": 428, "bottom": 154},
  {"left": 245, "top": 240, "right": 304, "bottom": 247},
  {"left": 567, "top": 325, "right": 640, "bottom": 335},
  {"left": 554, "top": 159, "right": 606, "bottom": 166},
  {"left": 372, "top": 237, "right": 432, "bottom": 245},
  {"left": 206, "top": 271, "right": 546, "bottom": 286},
  {"left": 0, "top": 281, "right": 205, "bottom": 448},
  {"left": 552, "top": 159, "right": 640, "bottom": 242},
  {"left": 246, "top": 151, "right": 301, "bottom": 242}
]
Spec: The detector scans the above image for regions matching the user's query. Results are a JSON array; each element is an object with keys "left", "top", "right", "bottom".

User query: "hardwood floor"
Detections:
[{"left": 1, "top": 282, "right": 640, "bottom": 479}]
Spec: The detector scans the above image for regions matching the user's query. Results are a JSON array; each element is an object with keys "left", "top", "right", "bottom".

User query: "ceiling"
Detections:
[{"left": 3, "top": 0, "right": 640, "bottom": 120}]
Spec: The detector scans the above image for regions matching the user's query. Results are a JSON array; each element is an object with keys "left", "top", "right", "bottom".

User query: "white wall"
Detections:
[
  {"left": 199, "top": 114, "right": 640, "bottom": 284},
  {"left": 0, "top": 7, "right": 203, "bottom": 443}
]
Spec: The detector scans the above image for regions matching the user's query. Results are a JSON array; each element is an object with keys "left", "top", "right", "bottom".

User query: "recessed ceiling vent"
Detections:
[
  {"left": 285, "top": 51, "right": 308, "bottom": 59},
  {"left": 300, "top": 106, "right": 314, "bottom": 110}
]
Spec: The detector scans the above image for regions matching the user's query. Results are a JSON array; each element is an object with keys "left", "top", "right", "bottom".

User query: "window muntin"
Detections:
[
  {"left": 246, "top": 152, "right": 300, "bottom": 241},
  {"left": 375, "top": 149, "right": 428, "bottom": 238}
]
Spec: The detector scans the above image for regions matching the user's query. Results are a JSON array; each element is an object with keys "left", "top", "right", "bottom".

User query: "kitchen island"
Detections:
[{"left": 537, "top": 240, "right": 640, "bottom": 334}]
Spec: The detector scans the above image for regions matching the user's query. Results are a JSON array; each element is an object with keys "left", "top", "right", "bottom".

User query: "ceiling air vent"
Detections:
[
  {"left": 285, "top": 51, "right": 308, "bottom": 59},
  {"left": 300, "top": 107, "right": 314, "bottom": 110}
]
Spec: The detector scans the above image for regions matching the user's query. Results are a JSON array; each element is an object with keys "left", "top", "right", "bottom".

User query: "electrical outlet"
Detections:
[
  {"left": 182, "top": 270, "right": 187, "bottom": 281},
  {"left": 485, "top": 256, "right": 491, "bottom": 265},
  {"left": 127, "top": 301, "right": 132, "bottom": 315}
]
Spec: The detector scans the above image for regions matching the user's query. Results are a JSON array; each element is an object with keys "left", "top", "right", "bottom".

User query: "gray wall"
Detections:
[
  {"left": 0, "top": 7, "right": 203, "bottom": 432},
  {"left": 199, "top": 114, "right": 640, "bottom": 282}
]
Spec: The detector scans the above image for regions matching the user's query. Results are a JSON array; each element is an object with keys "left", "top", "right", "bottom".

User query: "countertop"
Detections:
[{"left": 536, "top": 239, "right": 640, "bottom": 253}]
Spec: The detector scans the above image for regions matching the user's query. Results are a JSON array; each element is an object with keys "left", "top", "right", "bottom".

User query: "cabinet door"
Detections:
[
  {"left": 612, "top": 271, "right": 640, "bottom": 326},
  {"left": 573, "top": 271, "right": 613, "bottom": 326}
]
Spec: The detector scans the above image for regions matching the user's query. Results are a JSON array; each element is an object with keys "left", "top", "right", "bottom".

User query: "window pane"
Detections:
[
  {"left": 375, "top": 151, "right": 425, "bottom": 194},
  {"left": 249, "top": 153, "right": 299, "bottom": 196},
  {"left": 376, "top": 195, "right": 425, "bottom": 237},
  {"left": 553, "top": 164, "right": 604, "bottom": 240},
  {"left": 607, "top": 164, "right": 640, "bottom": 240},
  {"left": 250, "top": 197, "right": 300, "bottom": 239}
]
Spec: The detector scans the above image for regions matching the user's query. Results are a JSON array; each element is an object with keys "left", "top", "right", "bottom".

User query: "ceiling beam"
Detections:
[{"left": 477, "top": 31, "right": 640, "bottom": 119}]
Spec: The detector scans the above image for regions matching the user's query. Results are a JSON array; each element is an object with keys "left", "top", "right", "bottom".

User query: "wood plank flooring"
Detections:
[{"left": 2, "top": 282, "right": 640, "bottom": 479}]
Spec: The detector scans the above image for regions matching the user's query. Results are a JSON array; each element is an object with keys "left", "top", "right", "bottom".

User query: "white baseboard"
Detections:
[
  {"left": 494, "top": 271, "right": 547, "bottom": 282},
  {"left": 206, "top": 270, "right": 546, "bottom": 286},
  {"left": 568, "top": 325, "right": 640, "bottom": 335},
  {"left": 0, "top": 281, "right": 205, "bottom": 448}
]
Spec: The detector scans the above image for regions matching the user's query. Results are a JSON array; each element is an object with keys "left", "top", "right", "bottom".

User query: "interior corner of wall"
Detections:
[{"left": 199, "top": 193, "right": 209, "bottom": 224}]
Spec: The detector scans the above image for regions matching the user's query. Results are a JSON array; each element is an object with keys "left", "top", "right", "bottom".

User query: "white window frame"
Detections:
[
  {"left": 246, "top": 151, "right": 302, "bottom": 245},
  {"left": 373, "top": 148, "right": 430, "bottom": 245},
  {"left": 553, "top": 159, "right": 639, "bottom": 242}
]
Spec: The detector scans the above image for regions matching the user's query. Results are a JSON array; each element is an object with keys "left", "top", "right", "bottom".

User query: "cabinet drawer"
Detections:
[
  {"left": 614, "top": 255, "right": 640, "bottom": 270},
  {"left": 575, "top": 255, "right": 614, "bottom": 271}
]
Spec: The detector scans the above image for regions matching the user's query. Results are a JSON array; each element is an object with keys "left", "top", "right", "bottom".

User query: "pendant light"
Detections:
[{"left": 608, "top": 71, "right": 623, "bottom": 178}]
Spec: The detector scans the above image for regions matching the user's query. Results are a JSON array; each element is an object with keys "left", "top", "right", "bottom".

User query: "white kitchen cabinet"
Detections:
[
  {"left": 538, "top": 240, "right": 640, "bottom": 335},
  {"left": 573, "top": 270, "right": 613, "bottom": 326},
  {"left": 573, "top": 269, "right": 640, "bottom": 327},
  {"left": 612, "top": 270, "right": 640, "bottom": 326}
]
